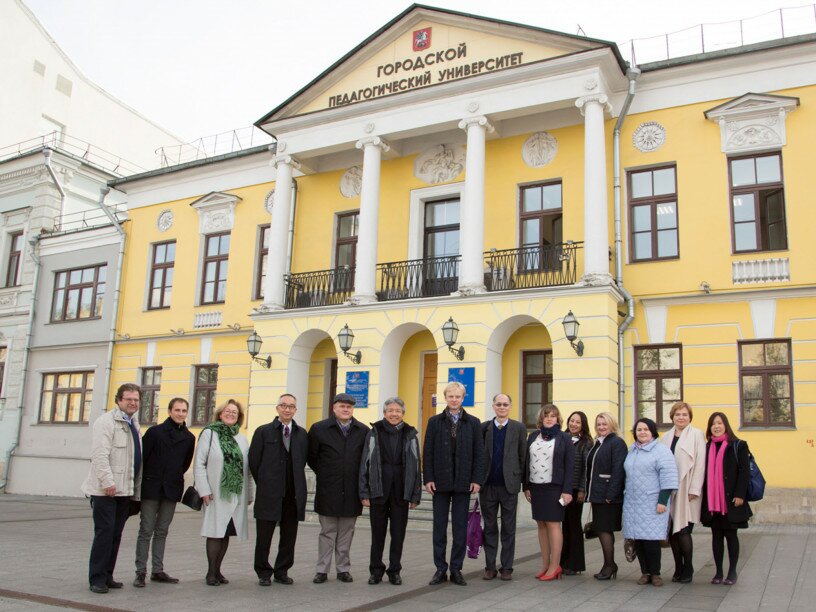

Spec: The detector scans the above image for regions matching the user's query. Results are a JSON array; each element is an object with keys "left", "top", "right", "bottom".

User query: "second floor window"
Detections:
[
  {"left": 730, "top": 152, "right": 787, "bottom": 253},
  {"left": 255, "top": 225, "right": 270, "bottom": 300},
  {"left": 193, "top": 364, "right": 218, "bottom": 425},
  {"left": 139, "top": 367, "right": 162, "bottom": 425},
  {"left": 629, "top": 166, "right": 678, "bottom": 261},
  {"left": 635, "top": 344, "right": 682, "bottom": 427},
  {"left": 201, "top": 232, "right": 230, "bottom": 304},
  {"left": 5, "top": 231, "right": 23, "bottom": 287},
  {"left": 148, "top": 241, "right": 175, "bottom": 309},
  {"left": 51, "top": 264, "right": 107, "bottom": 322},
  {"left": 520, "top": 182, "right": 563, "bottom": 270}
]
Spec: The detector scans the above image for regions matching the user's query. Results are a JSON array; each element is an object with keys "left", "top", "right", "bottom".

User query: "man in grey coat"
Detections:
[{"left": 479, "top": 393, "right": 527, "bottom": 580}]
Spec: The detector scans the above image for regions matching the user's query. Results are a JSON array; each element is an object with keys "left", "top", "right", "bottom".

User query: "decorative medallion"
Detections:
[
  {"left": 522, "top": 132, "right": 558, "bottom": 168},
  {"left": 202, "top": 211, "right": 232, "bottom": 233},
  {"left": 264, "top": 189, "right": 275, "bottom": 213},
  {"left": 632, "top": 121, "right": 667, "bottom": 152},
  {"left": 340, "top": 166, "right": 363, "bottom": 198},
  {"left": 413, "top": 145, "right": 465, "bottom": 185},
  {"left": 156, "top": 209, "right": 174, "bottom": 232},
  {"left": 727, "top": 125, "right": 778, "bottom": 150}
]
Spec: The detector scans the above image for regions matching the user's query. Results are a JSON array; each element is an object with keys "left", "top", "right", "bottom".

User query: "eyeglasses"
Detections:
[
  {"left": 222, "top": 410, "right": 240, "bottom": 416},
  {"left": 494, "top": 403, "right": 511, "bottom": 407},
  {"left": 121, "top": 398, "right": 140, "bottom": 404},
  {"left": 277, "top": 403, "right": 296, "bottom": 410}
]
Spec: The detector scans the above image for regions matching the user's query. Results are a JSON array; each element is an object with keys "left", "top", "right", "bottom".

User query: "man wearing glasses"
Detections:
[{"left": 249, "top": 393, "right": 308, "bottom": 586}]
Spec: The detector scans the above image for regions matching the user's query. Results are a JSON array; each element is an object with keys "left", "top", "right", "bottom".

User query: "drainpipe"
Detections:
[
  {"left": 285, "top": 179, "right": 297, "bottom": 274},
  {"left": 614, "top": 68, "right": 641, "bottom": 434},
  {"left": 43, "top": 148, "right": 66, "bottom": 211}
]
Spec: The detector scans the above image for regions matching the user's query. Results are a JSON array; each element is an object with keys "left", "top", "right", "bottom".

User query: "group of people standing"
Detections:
[{"left": 82, "top": 383, "right": 753, "bottom": 595}]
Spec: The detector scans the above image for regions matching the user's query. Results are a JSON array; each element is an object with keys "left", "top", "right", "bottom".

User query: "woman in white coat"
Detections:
[
  {"left": 194, "top": 399, "right": 252, "bottom": 586},
  {"left": 660, "top": 402, "right": 706, "bottom": 583}
]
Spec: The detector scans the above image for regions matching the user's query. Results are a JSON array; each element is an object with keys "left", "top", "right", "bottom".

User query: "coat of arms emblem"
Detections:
[{"left": 413, "top": 27, "right": 431, "bottom": 51}]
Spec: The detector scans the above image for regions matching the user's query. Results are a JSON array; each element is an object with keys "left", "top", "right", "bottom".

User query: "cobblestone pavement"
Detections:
[{"left": 0, "top": 495, "right": 814, "bottom": 611}]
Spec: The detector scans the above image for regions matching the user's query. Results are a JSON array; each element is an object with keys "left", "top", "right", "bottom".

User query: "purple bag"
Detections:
[{"left": 466, "top": 498, "right": 484, "bottom": 559}]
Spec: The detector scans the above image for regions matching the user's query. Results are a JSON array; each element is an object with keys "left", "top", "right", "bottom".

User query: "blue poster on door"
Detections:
[
  {"left": 345, "top": 371, "right": 369, "bottom": 408},
  {"left": 447, "top": 367, "right": 475, "bottom": 407}
]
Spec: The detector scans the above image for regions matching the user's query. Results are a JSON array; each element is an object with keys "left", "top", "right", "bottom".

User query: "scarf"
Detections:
[
  {"left": 539, "top": 423, "right": 561, "bottom": 441},
  {"left": 706, "top": 434, "right": 729, "bottom": 514},
  {"left": 444, "top": 407, "right": 461, "bottom": 438},
  {"left": 205, "top": 421, "right": 243, "bottom": 499}
]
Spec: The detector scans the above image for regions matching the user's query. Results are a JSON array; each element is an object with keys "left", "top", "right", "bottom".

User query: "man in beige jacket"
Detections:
[{"left": 82, "top": 383, "right": 143, "bottom": 594}]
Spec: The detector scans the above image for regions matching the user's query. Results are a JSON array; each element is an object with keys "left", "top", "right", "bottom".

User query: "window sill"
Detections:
[
  {"left": 145, "top": 306, "right": 171, "bottom": 312},
  {"left": 47, "top": 317, "right": 103, "bottom": 325},
  {"left": 738, "top": 425, "right": 796, "bottom": 431},
  {"left": 628, "top": 256, "right": 680, "bottom": 265}
]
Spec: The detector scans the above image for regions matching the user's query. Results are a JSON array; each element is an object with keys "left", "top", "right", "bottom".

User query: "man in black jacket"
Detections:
[
  {"left": 249, "top": 393, "right": 308, "bottom": 586},
  {"left": 133, "top": 397, "right": 195, "bottom": 587},
  {"left": 308, "top": 393, "right": 369, "bottom": 584},
  {"left": 423, "top": 382, "right": 485, "bottom": 586},
  {"left": 359, "top": 397, "right": 422, "bottom": 586}
]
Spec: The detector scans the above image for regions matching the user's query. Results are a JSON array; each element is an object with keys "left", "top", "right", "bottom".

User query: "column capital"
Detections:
[
  {"left": 458, "top": 115, "right": 495, "bottom": 133},
  {"left": 575, "top": 94, "right": 611, "bottom": 116},
  {"left": 355, "top": 136, "right": 391, "bottom": 152},
  {"left": 272, "top": 154, "right": 301, "bottom": 171}
]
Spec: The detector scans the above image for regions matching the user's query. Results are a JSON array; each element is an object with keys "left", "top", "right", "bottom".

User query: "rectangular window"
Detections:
[
  {"left": 148, "top": 241, "right": 175, "bottom": 309},
  {"left": 729, "top": 153, "right": 787, "bottom": 253},
  {"left": 255, "top": 225, "right": 270, "bottom": 300},
  {"left": 51, "top": 264, "right": 107, "bottom": 322},
  {"left": 635, "top": 344, "right": 683, "bottom": 427},
  {"left": 739, "top": 339, "right": 794, "bottom": 427},
  {"left": 193, "top": 365, "right": 218, "bottom": 426},
  {"left": 520, "top": 182, "right": 563, "bottom": 270},
  {"left": 522, "top": 350, "right": 553, "bottom": 429},
  {"left": 139, "top": 367, "right": 162, "bottom": 425},
  {"left": 0, "top": 346, "right": 6, "bottom": 396},
  {"left": 5, "top": 231, "right": 23, "bottom": 287},
  {"left": 334, "top": 212, "right": 358, "bottom": 291},
  {"left": 39, "top": 371, "right": 94, "bottom": 423},
  {"left": 628, "top": 166, "right": 678, "bottom": 261},
  {"left": 200, "top": 232, "right": 230, "bottom": 305}
]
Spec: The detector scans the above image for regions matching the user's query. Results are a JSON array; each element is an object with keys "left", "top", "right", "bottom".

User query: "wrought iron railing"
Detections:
[
  {"left": 284, "top": 266, "right": 355, "bottom": 309},
  {"left": 376, "top": 255, "right": 460, "bottom": 301},
  {"left": 484, "top": 242, "right": 582, "bottom": 291}
]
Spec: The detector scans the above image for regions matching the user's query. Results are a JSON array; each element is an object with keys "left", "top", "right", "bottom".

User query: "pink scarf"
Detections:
[{"left": 706, "top": 434, "right": 729, "bottom": 514}]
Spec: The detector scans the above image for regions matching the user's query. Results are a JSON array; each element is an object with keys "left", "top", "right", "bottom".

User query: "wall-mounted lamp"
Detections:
[
  {"left": 246, "top": 330, "right": 272, "bottom": 368},
  {"left": 442, "top": 316, "right": 465, "bottom": 361},
  {"left": 562, "top": 311, "right": 584, "bottom": 356},
  {"left": 338, "top": 324, "right": 362, "bottom": 364}
]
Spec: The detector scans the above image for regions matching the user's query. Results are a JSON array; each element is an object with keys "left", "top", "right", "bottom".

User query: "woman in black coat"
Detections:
[
  {"left": 585, "top": 411, "right": 627, "bottom": 580},
  {"left": 560, "top": 411, "right": 593, "bottom": 575},
  {"left": 700, "top": 412, "right": 752, "bottom": 586}
]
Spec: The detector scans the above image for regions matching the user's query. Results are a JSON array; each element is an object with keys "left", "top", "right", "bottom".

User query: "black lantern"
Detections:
[
  {"left": 562, "top": 311, "right": 584, "bottom": 356},
  {"left": 338, "top": 324, "right": 362, "bottom": 364},
  {"left": 246, "top": 330, "right": 271, "bottom": 368},
  {"left": 442, "top": 317, "right": 465, "bottom": 361}
]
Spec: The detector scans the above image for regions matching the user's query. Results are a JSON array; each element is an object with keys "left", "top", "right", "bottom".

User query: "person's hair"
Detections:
[
  {"left": 566, "top": 411, "right": 593, "bottom": 442},
  {"left": 632, "top": 417, "right": 659, "bottom": 440},
  {"left": 536, "top": 404, "right": 562, "bottom": 428},
  {"left": 492, "top": 393, "right": 512, "bottom": 404},
  {"left": 669, "top": 401, "right": 693, "bottom": 422},
  {"left": 383, "top": 397, "right": 405, "bottom": 413},
  {"left": 595, "top": 411, "right": 621, "bottom": 436},
  {"left": 705, "top": 411, "right": 736, "bottom": 442},
  {"left": 277, "top": 393, "right": 296, "bottom": 405},
  {"left": 115, "top": 383, "right": 141, "bottom": 402},
  {"left": 213, "top": 399, "right": 244, "bottom": 427},
  {"left": 443, "top": 381, "right": 466, "bottom": 397},
  {"left": 167, "top": 397, "right": 188, "bottom": 411}
]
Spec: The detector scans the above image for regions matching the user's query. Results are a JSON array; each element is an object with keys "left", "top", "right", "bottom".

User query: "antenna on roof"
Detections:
[{"left": 577, "top": 24, "right": 586, "bottom": 36}]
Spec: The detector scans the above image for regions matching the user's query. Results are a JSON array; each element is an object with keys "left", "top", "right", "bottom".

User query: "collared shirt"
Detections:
[
  {"left": 493, "top": 418, "right": 508, "bottom": 430},
  {"left": 448, "top": 410, "right": 461, "bottom": 424}
]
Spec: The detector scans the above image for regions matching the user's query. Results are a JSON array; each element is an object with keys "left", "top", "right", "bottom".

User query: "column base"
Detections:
[
  {"left": 254, "top": 302, "right": 285, "bottom": 313},
  {"left": 349, "top": 294, "right": 378, "bottom": 305},
  {"left": 577, "top": 273, "right": 614, "bottom": 287},
  {"left": 453, "top": 284, "right": 487, "bottom": 296}
]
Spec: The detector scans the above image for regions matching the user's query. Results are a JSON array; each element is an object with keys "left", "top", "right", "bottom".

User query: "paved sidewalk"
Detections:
[{"left": 0, "top": 495, "right": 814, "bottom": 611}]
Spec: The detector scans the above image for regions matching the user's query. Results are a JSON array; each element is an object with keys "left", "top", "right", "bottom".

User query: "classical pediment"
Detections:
[
  {"left": 190, "top": 191, "right": 241, "bottom": 234},
  {"left": 705, "top": 93, "right": 799, "bottom": 154}
]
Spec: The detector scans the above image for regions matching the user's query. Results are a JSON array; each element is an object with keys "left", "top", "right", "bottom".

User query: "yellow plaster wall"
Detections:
[
  {"left": 500, "top": 323, "right": 551, "bottom": 422},
  {"left": 305, "top": 338, "right": 337, "bottom": 427}
]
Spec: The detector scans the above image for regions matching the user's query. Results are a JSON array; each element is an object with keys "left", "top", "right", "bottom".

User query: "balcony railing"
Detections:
[
  {"left": 484, "top": 242, "right": 582, "bottom": 291},
  {"left": 376, "top": 255, "right": 460, "bottom": 302},
  {"left": 284, "top": 267, "right": 355, "bottom": 309}
]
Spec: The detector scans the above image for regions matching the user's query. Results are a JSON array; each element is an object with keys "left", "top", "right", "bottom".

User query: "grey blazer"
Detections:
[{"left": 481, "top": 418, "right": 528, "bottom": 494}]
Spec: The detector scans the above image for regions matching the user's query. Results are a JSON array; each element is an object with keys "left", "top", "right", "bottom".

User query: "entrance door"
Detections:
[{"left": 420, "top": 352, "right": 438, "bottom": 444}]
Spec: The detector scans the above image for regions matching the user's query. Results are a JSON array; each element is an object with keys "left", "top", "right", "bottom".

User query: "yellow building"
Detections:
[{"left": 111, "top": 6, "right": 816, "bottom": 493}]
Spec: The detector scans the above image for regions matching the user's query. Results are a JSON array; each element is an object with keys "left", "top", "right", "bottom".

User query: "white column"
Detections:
[
  {"left": 352, "top": 136, "right": 390, "bottom": 304},
  {"left": 457, "top": 115, "right": 493, "bottom": 294},
  {"left": 576, "top": 94, "right": 612, "bottom": 285},
  {"left": 262, "top": 154, "right": 300, "bottom": 310}
]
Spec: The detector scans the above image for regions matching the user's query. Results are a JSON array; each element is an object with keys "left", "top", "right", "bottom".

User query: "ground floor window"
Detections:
[
  {"left": 635, "top": 344, "right": 682, "bottom": 427},
  {"left": 522, "top": 350, "right": 552, "bottom": 428},
  {"left": 193, "top": 365, "right": 218, "bottom": 425},
  {"left": 139, "top": 367, "right": 162, "bottom": 425},
  {"left": 739, "top": 339, "right": 794, "bottom": 427},
  {"left": 39, "top": 371, "right": 94, "bottom": 423}
]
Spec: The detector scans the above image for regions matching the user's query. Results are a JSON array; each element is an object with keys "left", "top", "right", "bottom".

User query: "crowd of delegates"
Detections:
[{"left": 82, "top": 383, "right": 755, "bottom": 594}]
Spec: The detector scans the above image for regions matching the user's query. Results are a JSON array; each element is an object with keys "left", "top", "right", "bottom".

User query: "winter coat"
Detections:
[
  {"left": 359, "top": 420, "right": 422, "bottom": 505},
  {"left": 622, "top": 439, "right": 679, "bottom": 540},
  {"left": 307, "top": 417, "right": 369, "bottom": 517},
  {"left": 194, "top": 428, "right": 253, "bottom": 540},
  {"left": 140, "top": 417, "right": 195, "bottom": 502},
  {"left": 660, "top": 424, "right": 706, "bottom": 532},
  {"left": 81, "top": 408, "right": 142, "bottom": 499},
  {"left": 701, "top": 438, "right": 753, "bottom": 528},
  {"left": 422, "top": 408, "right": 485, "bottom": 493},
  {"left": 570, "top": 435, "right": 593, "bottom": 494},
  {"left": 585, "top": 433, "right": 628, "bottom": 504},
  {"left": 481, "top": 418, "right": 527, "bottom": 494},
  {"left": 522, "top": 430, "right": 575, "bottom": 494},
  {"left": 249, "top": 417, "right": 308, "bottom": 522}
]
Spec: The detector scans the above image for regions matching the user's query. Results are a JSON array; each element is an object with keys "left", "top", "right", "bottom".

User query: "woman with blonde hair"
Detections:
[{"left": 194, "top": 399, "right": 253, "bottom": 586}]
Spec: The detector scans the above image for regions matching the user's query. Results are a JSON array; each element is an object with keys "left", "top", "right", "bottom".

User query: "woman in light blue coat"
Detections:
[{"left": 623, "top": 418, "right": 678, "bottom": 587}]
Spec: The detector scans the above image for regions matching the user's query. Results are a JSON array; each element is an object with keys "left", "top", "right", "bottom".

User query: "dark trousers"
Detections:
[
  {"left": 88, "top": 496, "right": 131, "bottom": 587},
  {"left": 254, "top": 495, "right": 299, "bottom": 579},
  {"left": 479, "top": 485, "right": 518, "bottom": 572},
  {"left": 432, "top": 491, "right": 469, "bottom": 572},
  {"left": 369, "top": 495, "right": 409, "bottom": 577},
  {"left": 635, "top": 539, "right": 662, "bottom": 576},
  {"left": 560, "top": 496, "right": 586, "bottom": 572}
]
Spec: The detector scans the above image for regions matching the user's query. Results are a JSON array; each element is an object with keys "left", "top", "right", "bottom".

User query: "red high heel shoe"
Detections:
[
  {"left": 538, "top": 566, "right": 563, "bottom": 581},
  {"left": 535, "top": 570, "right": 547, "bottom": 579}
]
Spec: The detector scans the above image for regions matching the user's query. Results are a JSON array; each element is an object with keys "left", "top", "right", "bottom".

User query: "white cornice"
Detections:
[
  {"left": 640, "top": 285, "right": 816, "bottom": 307},
  {"left": 39, "top": 224, "right": 122, "bottom": 256}
]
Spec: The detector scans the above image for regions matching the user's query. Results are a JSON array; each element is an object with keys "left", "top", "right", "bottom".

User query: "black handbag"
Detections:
[
  {"left": 583, "top": 507, "right": 598, "bottom": 540},
  {"left": 181, "top": 486, "right": 203, "bottom": 511}
]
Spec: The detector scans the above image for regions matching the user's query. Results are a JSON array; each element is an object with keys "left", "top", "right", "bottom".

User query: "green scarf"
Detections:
[{"left": 205, "top": 422, "right": 243, "bottom": 499}]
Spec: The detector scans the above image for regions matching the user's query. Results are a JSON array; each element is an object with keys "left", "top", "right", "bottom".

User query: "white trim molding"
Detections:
[
  {"left": 732, "top": 257, "right": 790, "bottom": 285},
  {"left": 704, "top": 93, "right": 799, "bottom": 155},
  {"left": 189, "top": 191, "right": 242, "bottom": 235}
]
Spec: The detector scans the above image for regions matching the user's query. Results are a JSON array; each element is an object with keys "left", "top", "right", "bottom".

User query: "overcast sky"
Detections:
[{"left": 22, "top": 0, "right": 808, "bottom": 142}]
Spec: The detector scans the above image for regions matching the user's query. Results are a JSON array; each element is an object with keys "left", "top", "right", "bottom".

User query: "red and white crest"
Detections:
[{"left": 412, "top": 27, "right": 432, "bottom": 51}]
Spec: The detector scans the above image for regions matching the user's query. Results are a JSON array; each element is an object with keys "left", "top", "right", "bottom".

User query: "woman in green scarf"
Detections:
[{"left": 194, "top": 399, "right": 253, "bottom": 586}]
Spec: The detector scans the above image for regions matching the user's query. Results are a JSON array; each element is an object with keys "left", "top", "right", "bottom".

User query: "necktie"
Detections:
[
  {"left": 497, "top": 423, "right": 504, "bottom": 430},
  {"left": 284, "top": 425, "right": 290, "bottom": 438},
  {"left": 283, "top": 424, "right": 291, "bottom": 451}
]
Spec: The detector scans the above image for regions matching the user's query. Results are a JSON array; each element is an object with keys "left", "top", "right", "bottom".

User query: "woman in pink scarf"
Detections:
[{"left": 700, "top": 412, "right": 752, "bottom": 586}]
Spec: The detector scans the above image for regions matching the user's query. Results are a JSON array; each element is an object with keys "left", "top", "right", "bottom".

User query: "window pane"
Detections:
[
  {"left": 338, "top": 214, "right": 358, "bottom": 238},
  {"left": 653, "top": 168, "right": 676, "bottom": 196},
  {"left": 765, "top": 342, "right": 789, "bottom": 365},
  {"left": 734, "top": 222, "right": 757, "bottom": 251},
  {"left": 208, "top": 367, "right": 218, "bottom": 384},
  {"left": 659, "top": 347, "right": 680, "bottom": 370},
  {"left": 546, "top": 384, "right": 553, "bottom": 403},
  {"left": 769, "top": 398, "right": 791, "bottom": 423},
  {"left": 97, "top": 266, "right": 107, "bottom": 282},
  {"left": 337, "top": 244, "right": 353, "bottom": 267},
  {"left": 545, "top": 352, "right": 553, "bottom": 375},
  {"left": 743, "top": 399, "right": 764, "bottom": 423},
  {"left": 522, "top": 219, "right": 539, "bottom": 245},
  {"left": 40, "top": 392, "right": 52, "bottom": 420},
  {"left": 526, "top": 354, "right": 544, "bottom": 375},
  {"left": 631, "top": 172, "right": 652, "bottom": 198},
  {"left": 69, "top": 372, "right": 83, "bottom": 387},
  {"left": 166, "top": 243, "right": 176, "bottom": 262},
  {"left": 656, "top": 202, "right": 676, "bottom": 229},
  {"left": 732, "top": 194, "right": 755, "bottom": 222},
  {"left": 205, "top": 262, "right": 216, "bottom": 282},
  {"left": 79, "top": 287, "right": 93, "bottom": 318},
  {"left": 69, "top": 270, "right": 82, "bottom": 284},
  {"left": 81, "top": 268, "right": 94, "bottom": 283},
  {"left": 634, "top": 233, "right": 652, "bottom": 260},
  {"left": 731, "top": 158, "right": 756, "bottom": 186},
  {"left": 155, "top": 244, "right": 166, "bottom": 264},
  {"left": 637, "top": 378, "right": 656, "bottom": 401},
  {"left": 741, "top": 344, "right": 764, "bottom": 367},
  {"left": 637, "top": 349, "right": 660, "bottom": 371},
  {"left": 56, "top": 272, "right": 67, "bottom": 288},
  {"left": 541, "top": 184, "right": 561, "bottom": 210},
  {"left": 657, "top": 230, "right": 678, "bottom": 258},
  {"left": 742, "top": 375, "right": 763, "bottom": 399},
  {"left": 216, "top": 279, "right": 227, "bottom": 302},
  {"left": 523, "top": 405, "right": 538, "bottom": 428},
  {"left": 633, "top": 205, "right": 651, "bottom": 231},
  {"left": 662, "top": 377, "right": 682, "bottom": 401},
  {"left": 218, "top": 262, "right": 228, "bottom": 281},
  {"left": 203, "top": 283, "right": 214, "bottom": 303},
  {"left": 54, "top": 394, "right": 68, "bottom": 422},
  {"left": 526, "top": 382, "right": 542, "bottom": 404},
  {"left": 756, "top": 155, "right": 780, "bottom": 183},
  {"left": 43, "top": 374, "right": 55, "bottom": 390},
  {"left": 66, "top": 290, "right": 79, "bottom": 319},
  {"left": 638, "top": 401, "right": 656, "bottom": 420},
  {"left": 152, "top": 269, "right": 163, "bottom": 289},
  {"left": 522, "top": 188, "right": 542, "bottom": 212},
  {"left": 768, "top": 374, "right": 790, "bottom": 398},
  {"left": 66, "top": 394, "right": 82, "bottom": 422},
  {"left": 52, "top": 290, "right": 64, "bottom": 320}
]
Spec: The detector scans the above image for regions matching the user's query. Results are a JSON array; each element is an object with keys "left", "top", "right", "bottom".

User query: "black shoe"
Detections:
[
  {"left": 259, "top": 577, "right": 272, "bottom": 586},
  {"left": 216, "top": 572, "right": 229, "bottom": 584},
  {"left": 450, "top": 570, "right": 467, "bottom": 586},
  {"left": 105, "top": 579, "right": 123, "bottom": 589},
  {"left": 594, "top": 563, "right": 618, "bottom": 581},
  {"left": 274, "top": 574, "right": 294, "bottom": 585},
  {"left": 313, "top": 573, "right": 328, "bottom": 584},
  {"left": 388, "top": 573, "right": 402, "bottom": 585},
  {"left": 337, "top": 571, "right": 353, "bottom": 583},
  {"left": 205, "top": 573, "right": 220, "bottom": 586},
  {"left": 133, "top": 573, "right": 146, "bottom": 588},
  {"left": 429, "top": 570, "right": 447, "bottom": 585},
  {"left": 368, "top": 574, "right": 382, "bottom": 585},
  {"left": 89, "top": 584, "right": 109, "bottom": 594},
  {"left": 151, "top": 572, "right": 179, "bottom": 584}
]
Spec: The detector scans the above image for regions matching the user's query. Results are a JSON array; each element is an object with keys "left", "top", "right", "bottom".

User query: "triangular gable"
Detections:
[
  {"left": 704, "top": 92, "right": 799, "bottom": 119},
  {"left": 257, "top": 4, "right": 623, "bottom": 125}
]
